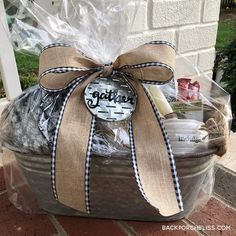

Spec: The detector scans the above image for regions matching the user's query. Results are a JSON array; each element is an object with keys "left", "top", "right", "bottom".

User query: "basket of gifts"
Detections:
[{"left": 0, "top": 0, "right": 232, "bottom": 221}]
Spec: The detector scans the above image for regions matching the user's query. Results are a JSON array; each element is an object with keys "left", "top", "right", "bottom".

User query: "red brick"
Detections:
[
  {"left": 188, "top": 197, "right": 236, "bottom": 236},
  {"left": 0, "top": 193, "right": 57, "bottom": 236},
  {"left": 56, "top": 216, "right": 128, "bottom": 236},
  {"left": 0, "top": 167, "right": 6, "bottom": 191},
  {"left": 127, "top": 220, "right": 199, "bottom": 236}
]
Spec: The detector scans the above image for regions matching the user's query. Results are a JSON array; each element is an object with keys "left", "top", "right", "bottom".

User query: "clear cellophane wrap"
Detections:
[{"left": 0, "top": 0, "right": 232, "bottom": 220}]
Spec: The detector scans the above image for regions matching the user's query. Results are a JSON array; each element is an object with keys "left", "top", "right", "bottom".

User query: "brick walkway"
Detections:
[{"left": 0, "top": 167, "right": 235, "bottom": 236}]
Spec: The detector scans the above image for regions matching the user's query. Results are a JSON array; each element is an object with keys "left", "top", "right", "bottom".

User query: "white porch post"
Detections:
[{"left": 0, "top": 0, "right": 22, "bottom": 112}]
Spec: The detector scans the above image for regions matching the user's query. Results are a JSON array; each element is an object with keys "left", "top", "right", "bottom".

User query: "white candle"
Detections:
[{"left": 147, "top": 85, "right": 175, "bottom": 118}]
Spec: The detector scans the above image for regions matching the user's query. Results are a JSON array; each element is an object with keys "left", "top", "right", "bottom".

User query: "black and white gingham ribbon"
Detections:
[
  {"left": 141, "top": 77, "right": 174, "bottom": 85},
  {"left": 41, "top": 43, "right": 71, "bottom": 52},
  {"left": 128, "top": 84, "right": 183, "bottom": 212},
  {"left": 146, "top": 40, "right": 176, "bottom": 50},
  {"left": 45, "top": 39, "right": 179, "bottom": 213},
  {"left": 128, "top": 121, "right": 150, "bottom": 204},
  {"left": 40, "top": 67, "right": 102, "bottom": 79},
  {"left": 119, "top": 62, "right": 174, "bottom": 85},
  {"left": 39, "top": 67, "right": 102, "bottom": 93},
  {"left": 84, "top": 116, "right": 97, "bottom": 213},
  {"left": 51, "top": 77, "right": 84, "bottom": 200},
  {"left": 42, "top": 41, "right": 176, "bottom": 53},
  {"left": 120, "top": 61, "right": 174, "bottom": 73},
  {"left": 48, "top": 72, "right": 96, "bottom": 213},
  {"left": 142, "top": 85, "right": 184, "bottom": 211}
]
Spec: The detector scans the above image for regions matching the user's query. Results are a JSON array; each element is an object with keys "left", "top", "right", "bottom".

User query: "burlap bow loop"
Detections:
[
  {"left": 39, "top": 41, "right": 183, "bottom": 217},
  {"left": 39, "top": 42, "right": 175, "bottom": 90}
]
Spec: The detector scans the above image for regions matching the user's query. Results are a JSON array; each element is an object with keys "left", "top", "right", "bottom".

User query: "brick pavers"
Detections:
[
  {"left": 56, "top": 216, "right": 127, "bottom": 236},
  {"left": 0, "top": 194, "right": 57, "bottom": 236},
  {"left": 0, "top": 167, "right": 5, "bottom": 192},
  {"left": 0, "top": 166, "right": 235, "bottom": 236},
  {"left": 188, "top": 197, "right": 236, "bottom": 236},
  {"left": 126, "top": 220, "right": 199, "bottom": 235}
]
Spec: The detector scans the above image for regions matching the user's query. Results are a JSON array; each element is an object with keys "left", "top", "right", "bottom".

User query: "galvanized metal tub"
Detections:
[{"left": 13, "top": 149, "right": 216, "bottom": 222}]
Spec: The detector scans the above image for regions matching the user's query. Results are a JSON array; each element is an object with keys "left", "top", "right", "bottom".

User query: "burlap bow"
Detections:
[{"left": 39, "top": 41, "right": 183, "bottom": 217}]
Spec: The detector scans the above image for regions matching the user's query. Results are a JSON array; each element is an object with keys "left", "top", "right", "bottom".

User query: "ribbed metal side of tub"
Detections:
[{"left": 15, "top": 151, "right": 215, "bottom": 221}]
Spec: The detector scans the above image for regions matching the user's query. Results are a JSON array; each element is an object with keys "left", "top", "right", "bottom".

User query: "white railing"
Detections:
[{"left": 0, "top": 0, "right": 22, "bottom": 113}]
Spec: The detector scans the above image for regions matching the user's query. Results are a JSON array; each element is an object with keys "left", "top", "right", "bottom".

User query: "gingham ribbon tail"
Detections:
[{"left": 38, "top": 41, "right": 184, "bottom": 217}]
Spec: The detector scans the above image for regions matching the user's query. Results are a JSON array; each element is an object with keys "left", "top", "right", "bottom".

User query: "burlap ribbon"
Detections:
[{"left": 39, "top": 41, "right": 183, "bottom": 217}]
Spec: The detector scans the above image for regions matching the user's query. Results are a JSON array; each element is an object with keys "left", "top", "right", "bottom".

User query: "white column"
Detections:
[{"left": 0, "top": 0, "right": 22, "bottom": 103}]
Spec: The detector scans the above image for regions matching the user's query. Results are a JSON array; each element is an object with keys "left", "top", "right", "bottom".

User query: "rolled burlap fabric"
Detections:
[{"left": 204, "top": 101, "right": 231, "bottom": 157}]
